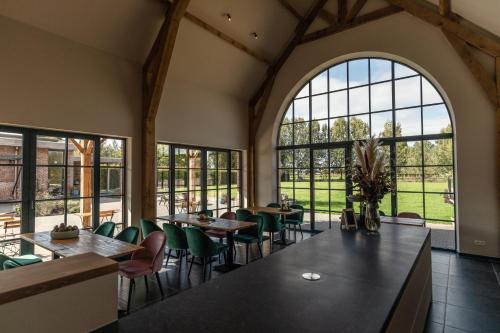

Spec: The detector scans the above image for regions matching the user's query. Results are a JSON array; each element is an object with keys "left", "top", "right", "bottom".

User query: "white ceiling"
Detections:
[{"left": 0, "top": 0, "right": 498, "bottom": 101}]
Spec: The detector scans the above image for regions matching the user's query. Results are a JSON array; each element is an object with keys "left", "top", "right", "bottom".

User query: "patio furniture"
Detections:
[
  {"left": 162, "top": 223, "right": 189, "bottom": 266},
  {"left": 0, "top": 213, "right": 21, "bottom": 238},
  {"left": 140, "top": 219, "right": 162, "bottom": 238},
  {"left": 284, "top": 204, "right": 304, "bottom": 241},
  {"left": 94, "top": 221, "right": 116, "bottom": 238},
  {"left": 0, "top": 253, "right": 42, "bottom": 270},
  {"left": 185, "top": 227, "right": 228, "bottom": 281},
  {"left": 118, "top": 231, "right": 166, "bottom": 313},
  {"left": 234, "top": 215, "right": 264, "bottom": 264}
]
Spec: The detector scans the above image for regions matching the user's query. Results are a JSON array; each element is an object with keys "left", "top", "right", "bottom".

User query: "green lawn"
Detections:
[{"left": 280, "top": 181, "right": 454, "bottom": 223}]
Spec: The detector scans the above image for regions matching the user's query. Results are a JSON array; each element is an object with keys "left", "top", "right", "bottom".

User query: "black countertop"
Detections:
[{"left": 115, "top": 224, "right": 430, "bottom": 333}]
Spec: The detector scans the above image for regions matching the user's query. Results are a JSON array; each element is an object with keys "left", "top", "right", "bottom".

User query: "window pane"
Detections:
[
  {"left": 394, "top": 63, "right": 418, "bottom": 78},
  {"left": 207, "top": 190, "right": 217, "bottom": 211},
  {"left": 66, "top": 198, "right": 93, "bottom": 229},
  {"left": 283, "top": 104, "right": 293, "bottom": 124},
  {"left": 100, "top": 139, "right": 124, "bottom": 167},
  {"left": 312, "top": 94, "right": 328, "bottom": 119},
  {"left": 0, "top": 203, "right": 21, "bottom": 242},
  {"left": 379, "top": 195, "right": 391, "bottom": 216},
  {"left": 423, "top": 104, "right": 451, "bottom": 135},
  {"left": 349, "top": 59, "right": 369, "bottom": 87},
  {"left": 330, "top": 149, "right": 345, "bottom": 168},
  {"left": 218, "top": 189, "right": 228, "bottom": 210},
  {"left": 217, "top": 152, "right": 228, "bottom": 169},
  {"left": 314, "top": 170, "right": 329, "bottom": 190},
  {"left": 424, "top": 167, "right": 453, "bottom": 193},
  {"left": 395, "top": 77, "right": 421, "bottom": 108},
  {"left": 189, "top": 150, "right": 201, "bottom": 169},
  {"left": 279, "top": 169, "right": 293, "bottom": 187},
  {"left": 311, "top": 120, "right": 328, "bottom": 143},
  {"left": 207, "top": 151, "right": 217, "bottom": 169},
  {"left": 156, "top": 170, "right": 169, "bottom": 192},
  {"left": 279, "top": 124, "right": 293, "bottom": 146},
  {"left": 330, "top": 118, "right": 348, "bottom": 142},
  {"left": 230, "top": 188, "right": 241, "bottom": 207},
  {"left": 36, "top": 167, "right": 65, "bottom": 199},
  {"left": 175, "top": 148, "right": 187, "bottom": 168},
  {"left": 330, "top": 169, "right": 345, "bottom": 189},
  {"left": 329, "top": 63, "right": 347, "bottom": 90},
  {"left": 279, "top": 188, "right": 294, "bottom": 202},
  {"left": 423, "top": 139, "right": 453, "bottom": 165},
  {"left": 349, "top": 86, "right": 369, "bottom": 115},
  {"left": 396, "top": 167, "right": 422, "bottom": 192},
  {"left": 156, "top": 144, "right": 170, "bottom": 167},
  {"left": 370, "top": 82, "right": 392, "bottom": 111},
  {"left": 294, "top": 149, "right": 309, "bottom": 168},
  {"left": 370, "top": 59, "right": 392, "bottom": 83},
  {"left": 231, "top": 170, "right": 240, "bottom": 187},
  {"left": 311, "top": 70, "right": 328, "bottom": 95},
  {"left": 189, "top": 169, "right": 202, "bottom": 191},
  {"left": 296, "top": 83, "right": 309, "bottom": 98},
  {"left": 294, "top": 98, "right": 309, "bottom": 121},
  {"left": 313, "top": 149, "right": 328, "bottom": 168},
  {"left": 35, "top": 200, "right": 65, "bottom": 232},
  {"left": 218, "top": 170, "right": 228, "bottom": 187},
  {"left": 396, "top": 141, "right": 422, "bottom": 166},
  {"left": 279, "top": 150, "right": 293, "bottom": 168},
  {"left": 0, "top": 131, "right": 23, "bottom": 165},
  {"left": 330, "top": 91, "right": 348, "bottom": 117},
  {"left": 68, "top": 166, "right": 93, "bottom": 198},
  {"left": 175, "top": 192, "right": 188, "bottom": 213},
  {"left": 69, "top": 139, "right": 95, "bottom": 166},
  {"left": 314, "top": 189, "right": 328, "bottom": 211},
  {"left": 350, "top": 115, "right": 370, "bottom": 140},
  {"left": 425, "top": 193, "right": 454, "bottom": 221},
  {"left": 294, "top": 188, "right": 310, "bottom": 210},
  {"left": 422, "top": 77, "right": 442, "bottom": 105},
  {"left": 330, "top": 190, "right": 345, "bottom": 212},
  {"left": 294, "top": 169, "right": 310, "bottom": 187},
  {"left": 207, "top": 170, "right": 217, "bottom": 187},
  {"left": 157, "top": 193, "right": 170, "bottom": 216},
  {"left": 100, "top": 168, "right": 123, "bottom": 195},
  {"left": 37, "top": 136, "right": 65, "bottom": 165},
  {"left": 0, "top": 166, "right": 22, "bottom": 201},
  {"left": 371, "top": 111, "right": 393, "bottom": 138},
  {"left": 175, "top": 169, "right": 188, "bottom": 191},
  {"left": 188, "top": 191, "right": 202, "bottom": 213},
  {"left": 293, "top": 122, "right": 310, "bottom": 145},
  {"left": 231, "top": 151, "right": 240, "bottom": 169},
  {"left": 397, "top": 192, "right": 423, "bottom": 217},
  {"left": 396, "top": 107, "right": 421, "bottom": 136}
]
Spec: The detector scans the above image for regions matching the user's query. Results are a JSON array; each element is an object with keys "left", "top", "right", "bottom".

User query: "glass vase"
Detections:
[{"left": 365, "top": 202, "right": 381, "bottom": 233}]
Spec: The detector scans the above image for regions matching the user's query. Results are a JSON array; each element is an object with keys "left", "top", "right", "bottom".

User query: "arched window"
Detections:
[{"left": 277, "top": 58, "right": 455, "bottom": 245}]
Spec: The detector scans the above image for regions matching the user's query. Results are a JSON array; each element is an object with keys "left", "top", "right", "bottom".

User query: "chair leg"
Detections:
[
  {"left": 246, "top": 244, "right": 249, "bottom": 264},
  {"left": 144, "top": 275, "right": 149, "bottom": 291},
  {"left": 166, "top": 249, "right": 172, "bottom": 266},
  {"left": 202, "top": 257, "right": 206, "bottom": 282},
  {"left": 299, "top": 224, "right": 303, "bottom": 238},
  {"left": 294, "top": 225, "right": 297, "bottom": 241},
  {"left": 209, "top": 260, "right": 212, "bottom": 280},
  {"left": 223, "top": 251, "right": 227, "bottom": 264},
  {"left": 155, "top": 272, "right": 164, "bottom": 298},
  {"left": 257, "top": 242, "right": 263, "bottom": 258},
  {"left": 188, "top": 256, "right": 195, "bottom": 277},
  {"left": 127, "top": 278, "right": 135, "bottom": 314}
]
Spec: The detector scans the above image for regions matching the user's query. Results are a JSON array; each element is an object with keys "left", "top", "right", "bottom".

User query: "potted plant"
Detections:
[{"left": 350, "top": 137, "right": 391, "bottom": 232}]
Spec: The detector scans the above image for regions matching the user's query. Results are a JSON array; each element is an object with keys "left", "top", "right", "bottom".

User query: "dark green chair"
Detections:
[
  {"left": 266, "top": 203, "right": 280, "bottom": 208},
  {"left": 115, "top": 227, "right": 139, "bottom": 244},
  {"left": 236, "top": 208, "right": 252, "bottom": 221},
  {"left": 379, "top": 211, "right": 386, "bottom": 216},
  {"left": 0, "top": 253, "right": 42, "bottom": 270},
  {"left": 259, "top": 211, "right": 283, "bottom": 249},
  {"left": 198, "top": 209, "right": 213, "bottom": 217},
  {"left": 285, "top": 204, "right": 304, "bottom": 241},
  {"left": 234, "top": 215, "right": 264, "bottom": 264},
  {"left": 140, "top": 219, "right": 162, "bottom": 239},
  {"left": 162, "top": 223, "right": 190, "bottom": 265},
  {"left": 185, "top": 227, "right": 228, "bottom": 281},
  {"left": 94, "top": 221, "right": 116, "bottom": 238}
]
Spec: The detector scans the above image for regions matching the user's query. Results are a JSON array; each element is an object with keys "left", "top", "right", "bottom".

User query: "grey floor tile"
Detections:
[
  {"left": 429, "top": 301, "right": 446, "bottom": 324},
  {"left": 449, "top": 266, "right": 499, "bottom": 285},
  {"left": 433, "top": 284, "right": 447, "bottom": 303},
  {"left": 425, "top": 321, "right": 444, "bottom": 333},
  {"left": 450, "top": 256, "right": 494, "bottom": 273},
  {"left": 448, "top": 275, "right": 500, "bottom": 299},
  {"left": 433, "top": 262, "right": 450, "bottom": 274},
  {"left": 444, "top": 326, "right": 470, "bottom": 333},
  {"left": 445, "top": 304, "right": 500, "bottom": 333},
  {"left": 447, "top": 287, "right": 500, "bottom": 316},
  {"left": 433, "top": 271, "right": 449, "bottom": 287}
]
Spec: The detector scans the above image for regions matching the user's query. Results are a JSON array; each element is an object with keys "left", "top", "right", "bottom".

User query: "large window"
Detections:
[
  {"left": 156, "top": 143, "right": 243, "bottom": 218},
  {"left": 277, "top": 58, "right": 455, "bottom": 243}
]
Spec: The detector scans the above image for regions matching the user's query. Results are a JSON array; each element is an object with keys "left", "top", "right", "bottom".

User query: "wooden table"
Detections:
[
  {"left": 20, "top": 230, "right": 142, "bottom": 259},
  {"left": 157, "top": 214, "right": 256, "bottom": 271},
  {"left": 249, "top": 206, "right": 302, "bottom": 245},
  {"left": 380, "top": 215, "right": 426, "bottom": 227}
]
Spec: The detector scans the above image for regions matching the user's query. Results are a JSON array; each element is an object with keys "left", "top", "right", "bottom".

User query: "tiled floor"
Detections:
[{"left": 425, "top": 250, "right": 500, "bottom": 333}]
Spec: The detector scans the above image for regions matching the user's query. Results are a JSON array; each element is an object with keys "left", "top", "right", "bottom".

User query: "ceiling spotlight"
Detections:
[
  {"left": 223, "top": 13, "right": 232, "bottom": 22},
  {"left": 250, "top": 32, "right": 259, "bottom": 40}
]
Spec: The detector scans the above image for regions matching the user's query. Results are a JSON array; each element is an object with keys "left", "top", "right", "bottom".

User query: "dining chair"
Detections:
[
  {"left": 204, "top": 211, "right": 236, "bottom": 263},
  {"left": 234, "top": 214, "right": 264, "bottom": 264},
  {"left": 285, "top": 204, "right": 304, "bottom": 241},
  {"left": 162, "top": 223, "right": 189, "bottom": 266},
  {"left": 0, "top": 253, "right": 42, "bottom": 270},
  {"left": 140, "top": 219, "right": 162, "bottom": 239},
  {"left": 185, "top": 227, "right": 228, "bottom": 282},
  {"left": 259, "top": 211, "right": 282, "bottom": 249},
  {"left": 397, "top": 212, "right": 422, "bottom": 219},
  {"left": 115, "top": 226, "right": 140, "bottom": 244},
  {"left": 118, "top": 231, "right": 166, "bottom": 313},
  {"left": 198, "top": 209, "right": 213, "bottom": 217},
  {"left": 266, "top": 203, "right": 280, "bottom": 208},
  {"left": 94, "top": 221, "right": 116, "bottom": 238},
  {"left": 220, "top": 211, "right": 237, "bottom": 220},
  {"left": 236, "top": 208, "right": 252, "bottom": 221}
]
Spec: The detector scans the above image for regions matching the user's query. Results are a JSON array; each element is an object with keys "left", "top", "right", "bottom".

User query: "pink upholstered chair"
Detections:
[{"left": 119, "top": 231, "right": 166, "bottom": 313}]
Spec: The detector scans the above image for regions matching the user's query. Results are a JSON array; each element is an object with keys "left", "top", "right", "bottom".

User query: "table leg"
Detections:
[
  {"left": 274, "top": 214, "right": 295, "bottom": 246},
  {"left": 214, "top": 231, "right": 242, "bottom": 273}
]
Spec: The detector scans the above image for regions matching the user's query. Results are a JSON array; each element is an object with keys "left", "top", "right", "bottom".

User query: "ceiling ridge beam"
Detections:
[
  {"left": 439, "top": 0, "right": 451, "bottom": 17},
  {"left": 250, "top": 0, "right": 328, "bottom": 107},
  {"left": 337, "top": 0, "right": 348, "bottom": 24},
  {"left": 184, "top": 12, "right": 271, "bottom": 65},
  {"left": 386, "top": 0, "right": 500, "bottom": 57},
  {"left": 276, "top": 0, "right": 337, "bottom": 26},
  {"left": 346, "top": 0, "right": 368, "bottom": 23},
  {"left": 301, "top": 6, "right": 403, "bottom": 44},
  {"left": 319, "top": 9, "right": 337, "bottom": 26}
]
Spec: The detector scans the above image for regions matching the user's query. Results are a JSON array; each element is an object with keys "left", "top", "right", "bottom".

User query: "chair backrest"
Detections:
[
  {"left": 220, "top": 211, "right": 236, "bottom": 220},
  {"left": 132, "top": 231, "right": 166, "bottom": 273},
  {"left": 379, "top": 210, "right": 386, "bottom": 216},
  {"left": 289, "top": 204, "right": 305, "bottom": 222},
  {"left": 258, "top": 211, "right": 280, "bottom": 232},
  {"left": 0, "top": 254, "right": 12, "bottom": 271},
  {"left": 236, "top": 208, "right": 252, "bottom": 221},
  {"left": 94, "top": 222, "right": 116, "bottom": 238},
  {"left": 239, "top": 215, "right": 264, "bottom": 241},
  {"left": 185, "top": 227, "right": 217, "bottom": 258},
  {"left": 162, "top": 223, "right": 189, "bottom": 250},
  {"left": 397, "top": 212, "right": 422, "bottom": 219},
  {"left": 114, "top": 226, "right": 139, "bottom": 244},
  {"left": 140, "top": 219, "right": 162, "bottom": 238},
  {"left": 266, "top": 203, "right": 280, "bottom": 208},
  {"left": 3, "top": 260, "right": 20, "bottom": 270},
  {"left": 198, "top": 209, "right": 213, "bottom": 217}
]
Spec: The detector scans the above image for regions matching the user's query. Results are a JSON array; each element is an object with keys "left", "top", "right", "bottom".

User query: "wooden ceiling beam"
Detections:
[
  {"left": 277, "top": 0, "right": 302, "bottom": 20},
  {"left": 439, "top": 0, "right": 451, "bottom": 17},
  {"left": 184, "top": 12, "right": 271, "bottom": 65},
  {"left": 319, "top": 9, "right": 337, "bottom": 26},
  {"left": 276, "top": 0, "right": 337, "bottom": 27},
  {"left": 301, "top": 6, "right": 403, "bottom": 44},
  {"left": 346, "top": 0, "right": 368, "bottom": 23},
  {"left": 386, "top": 0, "right": 500, "bottom": 57},
  {"left": 337, "top": 0, "right": 348, "bottom": 24}
]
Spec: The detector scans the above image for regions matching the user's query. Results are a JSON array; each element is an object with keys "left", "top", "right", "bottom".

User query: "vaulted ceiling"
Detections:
[{"left": 0, "top": 0, "right": 498, "bottom": 101}]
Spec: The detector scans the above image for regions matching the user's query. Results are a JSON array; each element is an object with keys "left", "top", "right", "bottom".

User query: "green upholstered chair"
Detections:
[
  {"left": 236, "top": 208, "right": 252, "bottom": 221},
  {"left": 0, "top": 253, "right": 42, "bottom": 271},
  {"left": 162, "top": 223, "right": 190, "bottom": 265},
  {"left": 115, "top": 226, "right": 140, "bottom": 244},
  {"left": 140, "top": 219, "right": 162, "bottom": 239},
  {"left": 259, "top": 211, "right": 283, "bottom": 248},
  {"left": 185, "top": 227, "right": 228, "bottom": 281},
  {"left": 234, "top": 215, "right": 264, "bottom": 264},
  {"left": 94, "top": 221, "right": 116, "bottom": 238},
  {"left": 198, "top": 209, "right": 213, "bottom": 217},
  {"left": 285, "top": 204, "right": 304, "bottom": 241},
  {"left": 379, "top": 211, "right": 386, "bottom": 216},
  {"left": 266, "top": 203, "right": 280, "bottom": 208}
]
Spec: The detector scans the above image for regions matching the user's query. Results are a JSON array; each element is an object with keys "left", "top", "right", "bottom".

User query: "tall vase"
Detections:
[{"left": 365, "top": 202, "right": 381, "bottom": 233}]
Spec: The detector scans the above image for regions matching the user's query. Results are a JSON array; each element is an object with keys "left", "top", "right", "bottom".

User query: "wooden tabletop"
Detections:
[
  {"left": 249, "top": 206, "right": 301, "bottom": 216},
  {"left": 20, "top": 230, "right": 142, "bottom": 259},
  {"left": 157, "top": 214, "right": 256, "bottom": 232},
  {"left": 0, "top": 253, "right": 117, "bottom": 305},
  {"left": 380, "top": 216, "right": 426, "bottom": 227}
]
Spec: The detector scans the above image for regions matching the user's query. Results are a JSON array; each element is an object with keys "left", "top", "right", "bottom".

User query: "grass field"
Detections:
[{"left": 280, "top": 180, "right": 455, "bottom": 223}]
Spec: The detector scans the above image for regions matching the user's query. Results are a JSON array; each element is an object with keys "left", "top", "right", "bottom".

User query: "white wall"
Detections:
[{"left": 255, "top": 12, "right": 499, "bottom": 258}]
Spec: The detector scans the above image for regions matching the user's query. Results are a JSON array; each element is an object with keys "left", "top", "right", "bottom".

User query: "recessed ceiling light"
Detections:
[
  {"left": 250, "top": 32, "right": 259, "bottom": 40},
  {"left": 223, "top": 13, "right": 232, "bottom": 22}
]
